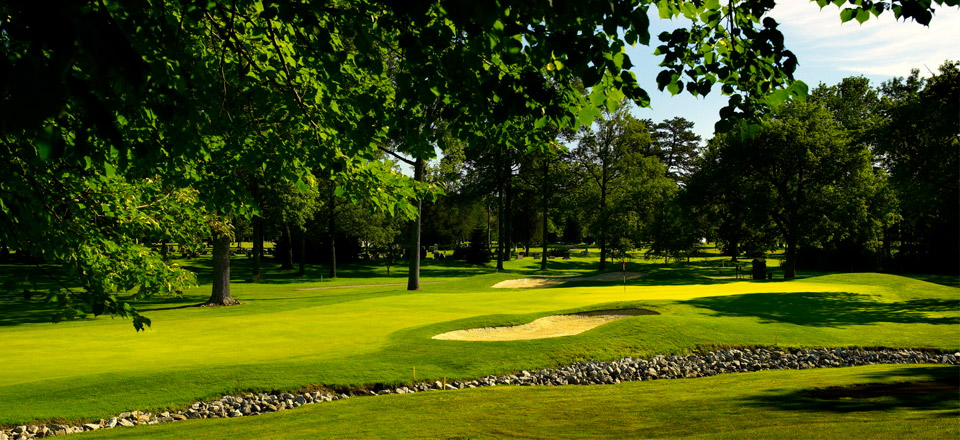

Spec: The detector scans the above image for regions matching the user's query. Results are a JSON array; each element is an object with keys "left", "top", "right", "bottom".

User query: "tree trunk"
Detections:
[
  {"left": 729, "top": 237, "right": 739, "bottom": 262},
  {"left": 881, "top": 225, "right": 893, "bottom": 271},
  {"left": 329, "top": 187, "right": 337, "bottom": 279},
  {"left": 279, "top": 224, "right": 294, "bottom": 270},
  {"left": 298, "top": 227, "right": 306, "bottom": 276},
  {"left": 598, "top": 184, "right": 607, "bottom": 271},
  {"left": 496, "top": 180, "right": 505, "bottom": 271},
  {"left": 783, "top": 236, "right": 797, "bottom": 279},
  {"left": 486, "top": 199, "right": 492, "bottom": 251},
  {"left": 407, "top": 157, "right": 424, "bottom": 290},
  {"left": 207, "top": 231, "right": 239, "bottom": 306},
  {"left": 504, "top": 166, "right": 513, "bottom": 261},
  {"left": 251, "top": 216, "right": 263, "bottom": 282},
  {"left": 541, "top": 158, "right": 549, "bottom": 270}
]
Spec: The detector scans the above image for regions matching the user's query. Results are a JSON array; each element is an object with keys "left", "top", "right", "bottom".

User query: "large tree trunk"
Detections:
[
  {"left": 329, "top": 187, "right": 337, "bottom": 279},
  {"left": 207, "top": 231, "right": 239, "bottom": 306},
  {"left": 280, "top": 224, "right": 294, "bottom": 270},
  {"left": 783, "top": 236, "right": 797, "bottom": 279},
  {"left": 251, "top": 215, "right": 263, "bottom": 282},
  {"left": 407, "top": 157, "right": 424, "bottom": 290}
]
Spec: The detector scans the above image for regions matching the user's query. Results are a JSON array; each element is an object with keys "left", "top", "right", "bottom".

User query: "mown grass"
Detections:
[
  {"left": 0, "top": 253, "right": 957, "bottom": 428},
  {"left": 79, "top": 364, "right": 960, "bottom": 439}
]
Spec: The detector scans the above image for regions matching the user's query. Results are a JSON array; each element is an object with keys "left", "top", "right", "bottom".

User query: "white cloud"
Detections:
[{"left": 771, "top": 1, "right": 960, "bottom": 79}]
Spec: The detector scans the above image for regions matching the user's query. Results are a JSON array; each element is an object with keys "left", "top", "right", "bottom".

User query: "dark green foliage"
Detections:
[
  {"left": 572, "top": 103, "right": 674, "bottom": 270},
  {"left": 875, "top": 62, "right": 959, "bottom": 274},
  {"left": 465, "top": 228, "right": 492, "bottom": 265},
  {"left": 696, "top": 99, "right": 890, "bottom": 278},
  {"left": 649, "top": 117, "right": 703, "bottom": 182}
]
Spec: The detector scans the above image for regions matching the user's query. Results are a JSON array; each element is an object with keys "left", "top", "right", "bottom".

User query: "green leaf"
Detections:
[
  {"left": 667, "top": 81, "right": 681, "bottom": 96},
  {"left": 612, "top": 52, "right": 625, "bottom": 69},
  {"left": 577, "top": 106, "right": 601, "bottom": 126},
  {"left": 839, "top": 8, "right": 855, "bottom": 23},
  {"left": 631, "top": 6, "right": 651, "bottom": 45},
  {"left": 855, "top": 8, "right": 870, "bottom": 24},
  {"left": 534, "top": 117, "right": 547, "bottom": 130}
]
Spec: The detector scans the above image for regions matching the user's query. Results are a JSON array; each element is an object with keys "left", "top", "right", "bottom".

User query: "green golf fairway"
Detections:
[
  {"left": 1, "top": 256, "right": 957, "bottom": 426},
  {"left": 78, "top": 364, "right": 960, "bottom": 439}
]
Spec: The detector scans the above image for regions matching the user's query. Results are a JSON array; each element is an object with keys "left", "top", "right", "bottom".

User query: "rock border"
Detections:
[{"left": 2, "top": 347, "right": 958, "bottom": 439}]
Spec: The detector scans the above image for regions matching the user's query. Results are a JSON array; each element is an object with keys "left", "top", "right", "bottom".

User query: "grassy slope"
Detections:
[
  {"left": 1, "top": 255, "right": 958, "bottom": 425},
  {"left": 79, "top": 364, "right": 960, "bottom": 439}
]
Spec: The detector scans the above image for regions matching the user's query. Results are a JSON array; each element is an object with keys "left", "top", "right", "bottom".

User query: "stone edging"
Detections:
[{"left": 3, "top": 347, "right": 958, "bottom": 439}]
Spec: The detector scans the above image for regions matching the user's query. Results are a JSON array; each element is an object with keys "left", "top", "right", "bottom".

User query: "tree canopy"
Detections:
[{"left": 1, "top": 0, "right": 954, "bottom": 328}]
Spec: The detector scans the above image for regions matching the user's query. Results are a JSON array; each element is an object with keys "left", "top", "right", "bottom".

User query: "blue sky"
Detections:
[{"left": 628, "top": 1, "right": 960, "bottom": 141}]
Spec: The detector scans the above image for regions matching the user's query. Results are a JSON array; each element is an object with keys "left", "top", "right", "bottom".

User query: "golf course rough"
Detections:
[{"left": 2, "top": 347, "right": 956, "bottom": 439}]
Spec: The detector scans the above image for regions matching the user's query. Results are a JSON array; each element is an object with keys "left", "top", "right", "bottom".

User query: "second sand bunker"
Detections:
[{"left": 491, "top": 272, "right": 645, "bottom": 288}]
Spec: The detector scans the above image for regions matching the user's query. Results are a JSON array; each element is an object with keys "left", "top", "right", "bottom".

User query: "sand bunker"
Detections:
[
  {"left": 492, "top": 272, "right": 645, "bottom": 288},
  {"left": 432, "top": 308, "right": 659, "bottom": 341}
]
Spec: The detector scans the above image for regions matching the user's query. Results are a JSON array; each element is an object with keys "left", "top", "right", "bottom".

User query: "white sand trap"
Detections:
[
  {"left": 432, "top": 308, "right": 659, "bottom": 341},
  {"left": 492, "top": 271, "right": 645, "bottom": 288}
]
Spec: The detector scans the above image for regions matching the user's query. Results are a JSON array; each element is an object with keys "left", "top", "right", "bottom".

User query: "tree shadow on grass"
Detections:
[
  {"left": 742, "top": 366, "right": 960, "bottom": 415},
  {"left": 0, "top": 294, "right": 61, "bottom": 326},
  {"left": 555, "top": 258, "right": 836, "bottom": 288},
  {"left": 685, "top": 292, "right": 960, "bottom": 327},
  {"left": 0, "top": 264, "right": 81, "bottom": 326},
  {"left": 514, "top": 259, "right": 607, "bottom": 274},
  {"left": 174, "top": 257, "right": 494, "bottom": 286}
]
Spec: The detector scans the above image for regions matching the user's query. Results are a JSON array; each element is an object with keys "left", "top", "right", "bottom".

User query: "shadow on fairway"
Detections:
[
  {"left": 0, "top": 297, "right": 61, "bottom": 326},
  {"left": 513, "top": 259, "right": 611, "bottom": 274},
  {"left": 743, "top": 366, "right": 960, "bottom": 415},
  {"left": 685, "top": 292, "right": 960, "bottom": 327},
  {"left": 176, "top": 257, "right": 494, "bottom": 286},
  {"left": 0, "top": 264, "right": 82, "bottom": 326}
]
